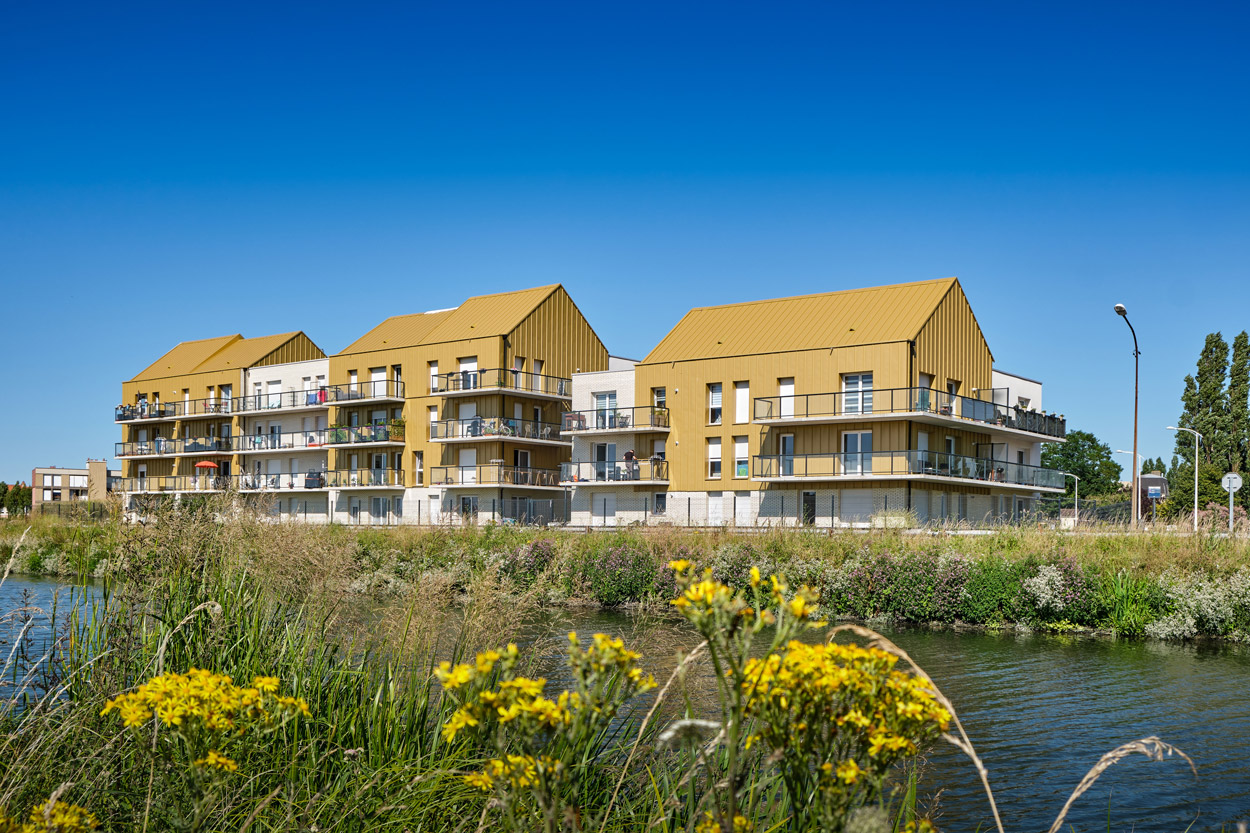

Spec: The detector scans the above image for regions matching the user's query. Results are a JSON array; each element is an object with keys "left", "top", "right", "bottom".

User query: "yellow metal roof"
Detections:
[
  {"left": 337, "top": 285, "right": 560, "bottom": 355},
  {"left": 641, "top": 278, "right": 958, "bottom": 364},
  {"left": 129, "top": 332, "right": 321, "bottom": 382}
]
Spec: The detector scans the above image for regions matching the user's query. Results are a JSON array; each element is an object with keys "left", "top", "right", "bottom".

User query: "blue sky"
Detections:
[{"left": 3, "top": 1, "right": 1249, "bottom": 481}]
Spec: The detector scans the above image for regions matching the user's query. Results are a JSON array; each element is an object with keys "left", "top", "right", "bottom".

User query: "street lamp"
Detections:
[
  {"left": 1115, "top": 303, "right": 1141, "bottom": 529},
  {"left": 1167, "top": 425, "right": 1203, "bottom": 534},
  {"left": 1062, "top": 472, "right": 1080, "bottom": 528},
  {"left": 1116, "top": 449, "right": 1145, "bottom": 525}
]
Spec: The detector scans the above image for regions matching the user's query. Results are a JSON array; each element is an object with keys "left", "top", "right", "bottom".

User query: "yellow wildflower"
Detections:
[
  {"left": 836, "top": 759, "right": 862, "bottom": 784},
  {"left": 194, "top": 749, "right": 239, "bottom": 772}
]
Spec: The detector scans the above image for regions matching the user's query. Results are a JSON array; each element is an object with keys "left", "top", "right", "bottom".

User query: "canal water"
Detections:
[{"left": 3, "top": 577, "right": 1247, "bottom": 830}]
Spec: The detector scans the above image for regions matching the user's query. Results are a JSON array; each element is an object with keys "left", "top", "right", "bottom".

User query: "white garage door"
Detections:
[
  {"left": 913, "top": 490, "right": 929, "bottom": 523},
  {"left": 592, "top": 492, "right": 616, "bottom": 527}
]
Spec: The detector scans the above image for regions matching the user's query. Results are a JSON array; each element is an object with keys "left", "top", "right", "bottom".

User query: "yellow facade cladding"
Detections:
[
  {"left": 329, "top": 284, "right": 609, "bottom": 489},
  {"left": 118, "top": 332, "right": 327, "bottom": 481},
  {"left": 634, "top": 278, "right": 1013, "bottom": 494}
]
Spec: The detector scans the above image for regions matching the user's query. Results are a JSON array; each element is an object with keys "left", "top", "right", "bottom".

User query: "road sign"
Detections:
[
  {"left": 1222, "top": 473, "right": 1243, "bottom": 493},
  {"left": 1148, "top": 486, "right": 1163, "bottom": 499}
]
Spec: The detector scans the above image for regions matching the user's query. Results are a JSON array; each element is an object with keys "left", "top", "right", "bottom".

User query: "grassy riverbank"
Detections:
[
  {"left": 0, "top": 504, "right": 1227, "bottom": 830},
  {"left": 4, "top": 511, "right": 1249, "bottom": 641}
]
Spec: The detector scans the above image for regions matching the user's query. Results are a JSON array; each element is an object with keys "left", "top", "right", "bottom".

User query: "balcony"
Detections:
[
  {"left": 432, "top": 369, "right": 571, "bottom": 399},
  {"left": 561, "top": 406, "right": 671, "bottom": 434},
  {"left": 752, "top": 387, "right": 1066, "bottom": 440},
  {"left": 234, "top": 429, "right": 330, "bottom": 454},
  {"left": 560, "top": 458, "right": 668, "bottom": 485},
  {"left": 325, "top": 379, "right": 406, "bottom": 404},
  {"left": 115, "top": 402, "right": 179, "bottom": 423},
  {"left": 326, "top": 468, "right": 405, "bottom": 488},
  {"left": 237, "top": 389, "right": 332, "bottom": 414},
  {"left": 430, "top": 416, "right": 566, "bottom": 444},
  {"left": 325, "top": 422, "right": 406, "bottom": 446},
  {"left": 429, "top": 464, "right": 563, "bottom": 489},
  {"left": 752, "top": 450, "right": 1065, "bottom": 490}
]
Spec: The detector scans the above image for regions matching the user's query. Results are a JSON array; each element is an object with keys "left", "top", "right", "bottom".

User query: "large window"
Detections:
[
  {"left": 708, "top": 384, "right": 723, "bottom": 425},
  {"left": 653, "top": 493, "right": 667, "bottom": 515},
  {"left": 733, "top": 436, "right": 748, "bottom": 478},
  {"left": 842, "top": 373, "right": 873, "bottom": 415},
  {"left": 652, "top": 387, "right": 666, "bottom": 409},
  {"left": 707, "top": 438, "right": 722, "bottom": 478},
  {"left": 842, "top": 430, "right": 872, "bottom": 474}
]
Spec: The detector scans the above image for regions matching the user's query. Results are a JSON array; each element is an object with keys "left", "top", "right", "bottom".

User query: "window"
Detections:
[
  {"left": 1017, "top": 397, "right": 1031, "bottom": 410},
  {"left": 733, "top": 436, "right": 748, "bottom": 478},
  {"left": 1017, "top": 450, "right": 1026, "bottom": 466},
  {"left": 51, "top": 475, "right": 62, "bottom": 487},
  {"left": 392, "top": 364, "right": 403, "bottom": 388},
  {"left": 843, "top": 431, "right": 872, "bottom": 474},
  {"left": 778, "top": 377, "right": 795, "bottom": 418},
  {"left": 843, "top": 373, "right": 873, "bottom": 415},
  {"left": 708, "top": 438, "right": 722, "bottom": 478},
  {"left": 429, "top": 362, "right": 439, "bottom": 393},
  {"left": 652, "top": 387, "right": 666, "bottom": 409},
  {"left": 653, "top": 493, "right": 667, "bottom": 515},
  {"left": 945, "top": 436, "right": 956, "bottom": 456},
  {"left": 734, "top": 382, "right": 749, "bottom": 423},
  {"left": 594, "top": 392, "right": 617, "bottom": 429},
  {"left": 69, "top": 475, "right": 87, "bottom": 488},
  {"left": 708, "top": 384, "right": 722, "bottom": 425},
  {"left": 653, "top": 439, "right": 666, "bottom": 460},
  {"left": 947, "top": 379, "right": 960, "bottom": 397},
  {"left": 42, "top": 489, "right": 52, "bottom": 502},
  {"left": 349, "top": 370, "right": 359, "bottom": 392}
]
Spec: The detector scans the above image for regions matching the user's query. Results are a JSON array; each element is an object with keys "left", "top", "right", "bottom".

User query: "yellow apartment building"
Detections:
[
  {"left": 565, "top": 277, "right": 1066, "bottom": 527},
  {"left": 114, "top": 331, "right": 330, "bottom": 509},
  {"left": 326, "top": 284, "right": 607, "bottom": 523}
]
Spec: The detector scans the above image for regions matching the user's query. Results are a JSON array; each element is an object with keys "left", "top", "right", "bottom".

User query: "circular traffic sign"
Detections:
[{"left": 1222, "top": 472, "right": 1243, "bottom": 493}]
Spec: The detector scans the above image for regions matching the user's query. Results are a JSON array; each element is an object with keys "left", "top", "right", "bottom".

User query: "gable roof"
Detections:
[
  {"left": 129, "top": 332, "right": 324, "bottom": 382},
  {"left": 641, "top": 278, "right": 959, "bottom": 364},
  {"left": 336, "top": 285, "right": 560, "bottom": 355}
]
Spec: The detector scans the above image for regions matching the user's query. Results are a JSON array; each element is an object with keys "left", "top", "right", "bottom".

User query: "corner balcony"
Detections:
[
  {"left": 117, "top": 437, "right": 237, "bottom": 458},
  {"left": 432, "top": 369, "right": 571, "bottom": 400},
  {"left": 560, "top": 459, "right": 668, "bottom": 485},
  {"left": 234, "top": 429, "right": 330, "bottom": 454},
  {"left": 325, "top": 380, "right": 406, "bottom": 405},
  {"left": 753, "top": 388, "right": 1066, "bottom": 440},
  {"left": 115, "top": 402, "right": 180, "bottom": 423},
  {"left": 325, "top": 422, "right": 406, "bottom": 447},
  {"left": 430, "top": 417, "right": 567, "bottom": 445},
  {"left": 561, "top": 406, "right": 671, "bottom": 435},
  {"left": 752, "top": 450, "right": 1065, "bottom": 491},
  {"left": 116, "top": 469, "right": 403, "bottom": 493},
  {"left": 429, "top": 464, "right": 563, "bottom": 490}
]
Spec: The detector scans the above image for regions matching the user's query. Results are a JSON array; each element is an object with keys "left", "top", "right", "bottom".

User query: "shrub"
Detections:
[
  {"left": 501, "top": 538, "right": 558, "bottom": 587},
  {"left": 578, "top": 540, "right": 657, "bottom": 606}
]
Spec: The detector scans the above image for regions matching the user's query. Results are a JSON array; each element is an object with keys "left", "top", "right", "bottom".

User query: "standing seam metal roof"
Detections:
[
  {"left": 128, "top": 332, "right": 321, "bottom": 382},
  {"left": 640, "top": 278, "right": 959, "bottom": 364}
]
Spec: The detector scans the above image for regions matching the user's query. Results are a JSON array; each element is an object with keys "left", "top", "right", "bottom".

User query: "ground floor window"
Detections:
[
  {"left": 461, "top": 495, "right": 479, "bottom": 520},
  {"left": 653, "top": 493, "right": 667, "bottom": 515}
]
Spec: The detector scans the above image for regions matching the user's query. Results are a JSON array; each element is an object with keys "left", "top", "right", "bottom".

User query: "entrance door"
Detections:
[
  {"left": 370, "top": 496, "right": 388, "bottom": 525},
  {"left": 458, "top": 448, "right": 477, "bottom": 484},
  {"left": 593, "top": 442, "right": 616, "bottom": 480},
  {"left": 707, "top": 491, "right": 724, "bottom": 525},
  {"left": 801, "top": 491, "right": 816, "bottom": 526},
  {"left": 916, "top": 431, "right": 930, "bottom": 472},
  {"left": 843, "top": 431, "right": 872, "bottom": 475},
  {"left": 779, "top": 378, "right": 795, "bottom": 418},
  {"left": 372, "top": 453, "right": 386, "bottom": 486},
  {"left": 459, "top": 401, "right": 477, "bottom": 437},
  {"left": 370, "top": 368, "right": 386, "bottom": 398},
  {"left": 349, "top": 497, "right": 361, "bottom": 525}
]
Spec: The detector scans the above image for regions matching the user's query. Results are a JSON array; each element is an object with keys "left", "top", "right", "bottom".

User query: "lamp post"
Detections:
[
  {"left": 1115, "top": 303, "right": 1140, "bottom": 529},
  {"left": 1116, "top": 449, "right": 1145, "bottom": 525},
  {"left": 1167, "top": 426, "right": 1203, "bottom": 534},
  {"left": 1063, "top": 472, "right": 1080, "bottom": 528}
]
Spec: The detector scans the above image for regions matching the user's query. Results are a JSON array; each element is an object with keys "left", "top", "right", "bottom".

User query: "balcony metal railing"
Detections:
[
  {"left": 115, "top": 402, "right": 180, "bottom": 422},
  {"left": 561, "top": 406, "right": 671, "bottom": 432},
  {"left": 325, "top": 379, "right": 406, "bottom": 403},
  {"left": 752, "top": 450, "right": 1065, "bottom": 489},
  {"left": 560, "top": 459, "right": 668, "bottom": 483},
  {"left": 752, "top": 387, "right": 1066, "bottom": 439},
  {"left": 326, "top": 468, "right": 405, "bottom": 488},
  {"left": 234, "top": 429, "right": 330, "bottom": 453},
  {"left": 430, "top": 416, "right": 565, "bottom": 442},
  {"left": 325, "top": 423, "right": 406, "bottom": 445},
  {"left": 432, "top": 369, "right": 571, "bottom": 398},
  {"left": 237, "top": 389, "right": 332, "bottom": 412},
  {"left": 115, "top": 436, "right": 233, "bottom": 457},
  {"left": 429, "top": 464, "right": 562, "bottom": 488},
  {"left": 115, "top": 469, "right": 403, "bottom": 492}
]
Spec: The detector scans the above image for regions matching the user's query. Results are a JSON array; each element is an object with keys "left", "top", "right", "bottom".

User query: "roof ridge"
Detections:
[{"left": 682, "top": 277, "right": 956, "bottom": 314}]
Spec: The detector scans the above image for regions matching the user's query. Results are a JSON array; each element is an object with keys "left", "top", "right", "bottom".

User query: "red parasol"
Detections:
[{"left": 194, "top": 461, "right": 219, "bottom": 469}]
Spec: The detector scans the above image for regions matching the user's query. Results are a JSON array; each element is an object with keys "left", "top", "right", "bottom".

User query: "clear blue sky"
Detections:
[{"left": 3, "top": 1, "right": 1249, "bottom": 482}]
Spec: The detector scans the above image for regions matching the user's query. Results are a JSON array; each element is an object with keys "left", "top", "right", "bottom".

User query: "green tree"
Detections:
[
  {"left": 4, "top": 483, "right": 31, "bottom": 516},
  {"left": 1229, "top": 330, "right": 1249, "bottom": 473},
  {"left": 1040, "top": 429, "right": 1123, "bottom": 498},
  {"left": 1141, "top": 456, "right": 1166, "bottom": 474},
  {"left": 1176, "top": 332, "right": 1232, "bottom": 470}
]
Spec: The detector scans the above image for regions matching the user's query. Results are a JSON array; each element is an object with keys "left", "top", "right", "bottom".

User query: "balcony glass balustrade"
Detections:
[
  {"left": 325, "top": 422, "right": 406, "bottom": 445},
  {"left": 429, "top": 464, "right": 562, "bottom": 488},
  {"left": 430, "top": 416, "right": 565, "bottom": 442},
  {"left": 325, "top": 379, "right": 406, "bottom": 403},
  {"left": 237, "top": 389, "right": 332, "bottom": 412},
  {"left": 752, "top": 387, "right": 1066, "bottom": 439},
  {"left": 431, "top": 369, "right": 571, "bottom": 398},
  {"left": 561, "top": 406, "right": 670, "bottom": 433},
  {"left": 752, "top": 450, "right": 1065, "bottom": 489},
  {"left": 235, "top": 429, "right": 330, "bottom": 453},
  {"left": 560, "top": 458, "right": 668, "bottom": 483}
]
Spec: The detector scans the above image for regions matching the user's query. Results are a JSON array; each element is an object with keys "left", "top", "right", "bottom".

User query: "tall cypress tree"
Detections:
[
  {"left": 1229, "top": 330, "right": 1249, "bottom": 474},
  {"left": 1175, "top": 332, "right": 1231, "bottom": 469}
]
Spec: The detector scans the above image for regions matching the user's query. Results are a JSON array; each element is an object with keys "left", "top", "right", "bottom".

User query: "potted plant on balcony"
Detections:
[{"left": 329, "top": 424, "right": 349, "bottom": 444}]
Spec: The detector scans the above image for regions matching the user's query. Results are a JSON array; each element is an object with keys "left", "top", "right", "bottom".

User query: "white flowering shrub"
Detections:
[{"left": 1144, "top": 567, "right": 1250, "bottom": 640}]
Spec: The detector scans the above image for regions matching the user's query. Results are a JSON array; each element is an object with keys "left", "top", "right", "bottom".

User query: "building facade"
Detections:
[
  {"left": 114, "top": 285, "right": 609, "bottom": 524},
  {"left": 564, "top": 278, "right": 1066, "bottom": 527},
  {"left": 31, "top": 460, "right": 119, "bottom": 510}
]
